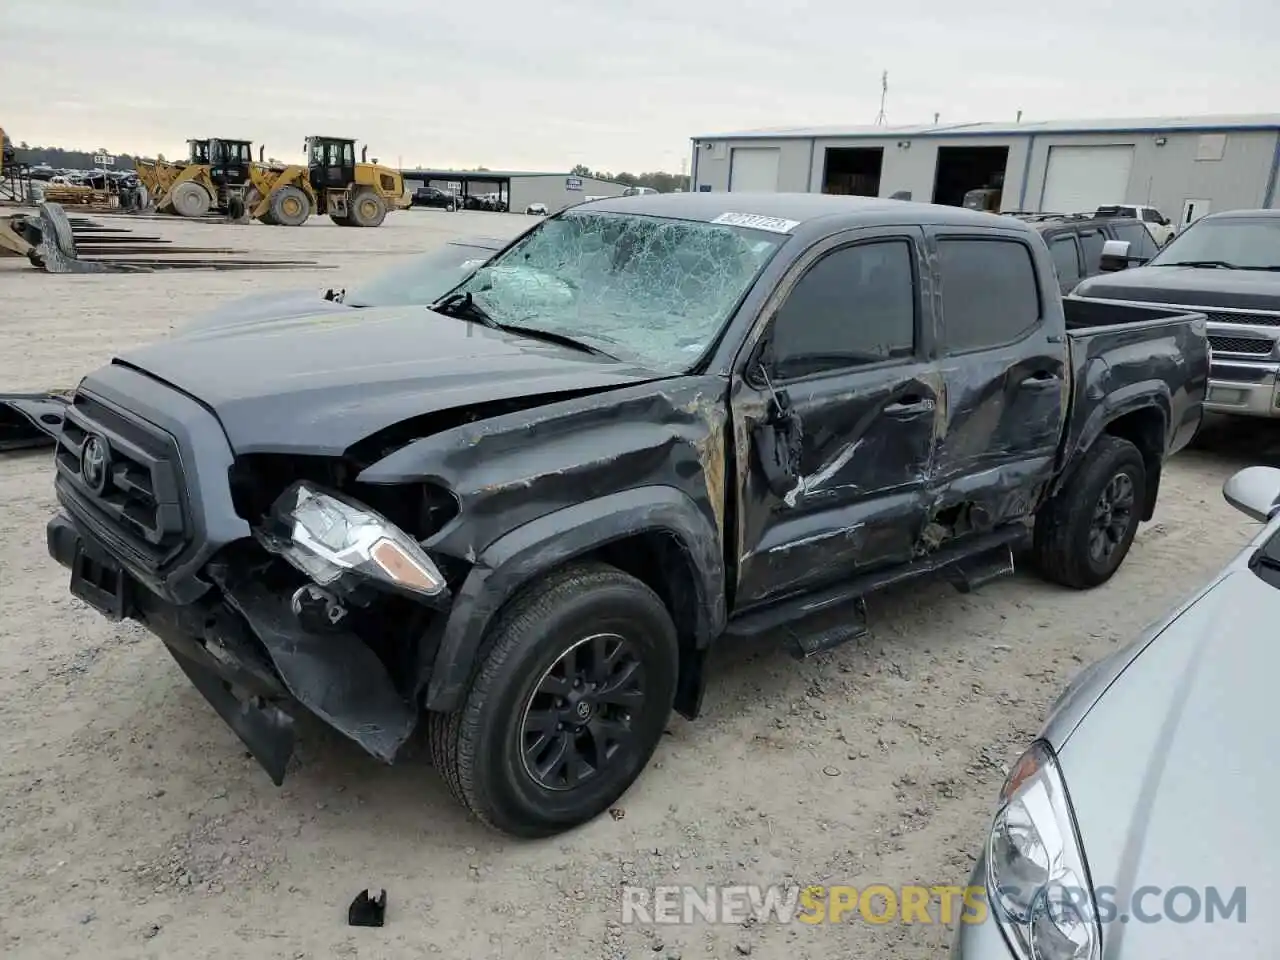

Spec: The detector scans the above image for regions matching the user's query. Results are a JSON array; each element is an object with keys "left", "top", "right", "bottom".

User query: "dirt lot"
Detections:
[{"left": 0, "top": 209, "right": 1274, "bottom": 959}]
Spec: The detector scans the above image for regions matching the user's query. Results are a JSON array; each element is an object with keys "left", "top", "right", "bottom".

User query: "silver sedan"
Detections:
[{"left": 952, "top": 465, "right": 1280, "bottom": 960}]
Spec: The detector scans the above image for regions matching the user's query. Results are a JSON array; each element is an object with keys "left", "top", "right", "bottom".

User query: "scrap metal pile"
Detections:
[{"left": 0, "top": 201, "right": 320, "bottom": 273}]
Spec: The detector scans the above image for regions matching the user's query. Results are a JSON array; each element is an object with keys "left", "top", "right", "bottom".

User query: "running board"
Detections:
[{"left": 726, "top": 526, "right": 1030, "bottom": 653}]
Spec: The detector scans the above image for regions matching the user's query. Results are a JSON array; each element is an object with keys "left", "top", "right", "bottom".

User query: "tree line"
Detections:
[
  {"left": 0, "top": 136, "right": 141, "bottom": 171},
  {"left": 570, "top": 165, "right": 689, "bottom": 193}
]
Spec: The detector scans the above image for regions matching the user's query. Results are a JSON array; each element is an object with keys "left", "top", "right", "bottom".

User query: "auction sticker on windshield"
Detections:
[{"left": 711, "top": 212, "right": 800, "bottom": 234}]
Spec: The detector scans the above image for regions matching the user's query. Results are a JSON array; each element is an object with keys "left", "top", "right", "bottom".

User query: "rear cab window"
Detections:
[{"left": 936, "top": 237, "right": 1042, "bottom": 353}]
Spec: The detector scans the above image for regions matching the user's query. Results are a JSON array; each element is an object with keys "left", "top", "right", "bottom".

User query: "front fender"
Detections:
[{"left": 424, "top": 485, "right": 726, "bottom": 712}]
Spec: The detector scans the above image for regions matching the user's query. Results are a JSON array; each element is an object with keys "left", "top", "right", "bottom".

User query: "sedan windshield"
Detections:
[
  {"left": 444, "top": 210, "right": 787, "bottom": 372},
  {"left": 1149, "top": 217, "right": 1280, "bottom": 270},
  {"left": 344, "top": 242, "right": 499, "bottom": 307}
]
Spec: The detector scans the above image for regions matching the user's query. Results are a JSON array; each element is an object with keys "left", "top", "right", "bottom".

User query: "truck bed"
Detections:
[{"left": 1060, "top": 295, "right": 1209, "bottom": 470}]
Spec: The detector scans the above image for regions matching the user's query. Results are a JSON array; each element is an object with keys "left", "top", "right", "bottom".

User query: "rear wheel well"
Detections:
[{"left": 1102, "top": 408, "right": 1165, "bottom": 520}]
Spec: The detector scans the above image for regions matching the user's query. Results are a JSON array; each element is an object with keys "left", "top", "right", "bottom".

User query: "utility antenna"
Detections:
[{"left": 874, "top": 71, "right": 888, "bottom": 125}]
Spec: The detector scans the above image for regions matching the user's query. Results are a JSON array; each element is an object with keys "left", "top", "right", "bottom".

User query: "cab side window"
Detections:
[
  {"left": 937, "top": 238, "right": 1041, "bottom": 353},
  {"left": 769, "top": 240, "right": 917, "bottom": 380},
  {"left": 1112, "top": 222, "right": 1159, "bottom": 259}
]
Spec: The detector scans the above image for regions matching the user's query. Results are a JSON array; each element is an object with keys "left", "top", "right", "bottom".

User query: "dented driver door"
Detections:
[{"left": 731, "top": 227, "right": 942, "bottom": 609}]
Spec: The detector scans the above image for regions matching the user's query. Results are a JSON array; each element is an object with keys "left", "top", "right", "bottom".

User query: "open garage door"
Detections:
[
  {"left": 729, "top": 148, "right": 780, "bottom": 192},
  {"left": 1040, "top": 145, "right": 1135, "bottom": 214}
]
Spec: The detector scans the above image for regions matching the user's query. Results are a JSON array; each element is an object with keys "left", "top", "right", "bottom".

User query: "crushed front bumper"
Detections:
[{"left": 47, "top": 512, "right": 420, "bottom": 784}]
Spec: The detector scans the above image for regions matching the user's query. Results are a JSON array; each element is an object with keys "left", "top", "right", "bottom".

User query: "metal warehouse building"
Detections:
[
  {"left": 690, "top": 114, "right": 1280, "bottom": 228},
  {"left": 400, "top": 169, "right": 628, "bottom": 214}
]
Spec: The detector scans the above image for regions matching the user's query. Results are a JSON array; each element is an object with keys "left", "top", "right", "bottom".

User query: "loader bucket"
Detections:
[{"left": 0, "top": 202, "right": 113, "bottom": 273}]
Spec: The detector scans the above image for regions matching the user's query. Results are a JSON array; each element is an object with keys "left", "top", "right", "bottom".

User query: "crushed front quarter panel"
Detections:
[{"left": 0, "top": 393, "right": 68, "bottom": 451}]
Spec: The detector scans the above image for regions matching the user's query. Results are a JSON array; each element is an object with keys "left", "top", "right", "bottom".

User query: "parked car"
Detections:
[
  {"left": 1095, "top": 203, "right": 1176, "bottom": 246},
  {"left": 176, "top": 235, "right": 507, "bottom": 336},
  {"left": 525, "top": 202, "right": 548, "bottom": 215},
  {"left": 1073, "top": 209, "right": 1280, "bottom": 420},
  {"left": 45, "top": 194, "right": 1207, "bottom": 837},
  {"left": 1013, "top": 213, "right": 1164, "bottom": 296},
  {"left": 411, "top": 186, "right": 459, "bottom": 211},
  {"left": 952, "top": 463, "right": 1280, "bottom": 960}
]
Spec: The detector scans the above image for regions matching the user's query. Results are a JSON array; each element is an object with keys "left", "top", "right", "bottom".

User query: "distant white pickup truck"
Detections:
[{"left": 1095, "top": 204, "right": 1176, "bottom": 246}]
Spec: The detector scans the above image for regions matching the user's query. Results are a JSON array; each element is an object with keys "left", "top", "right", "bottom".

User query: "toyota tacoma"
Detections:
[{"left": 46, "top": 193, "right": 1208, "bottom": 837}]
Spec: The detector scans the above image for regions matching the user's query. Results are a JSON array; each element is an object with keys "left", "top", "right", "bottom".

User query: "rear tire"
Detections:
[
  {"left": 171, "top": 181, "right": 211, "bottom": 218},
  {"left": 349, "top": 188, "right": 387, "bottom": 227},
  {"left": 268, "top": 185, "right": 310, "bottom": 226},
  {"left": 1034, "top": 435, "right": 1146, "bottom": 589},
  {"left": 428, "top": 563, "right": 678, "bottom": 837},
  {"left": 329, "top": 213, "right": 354, "bottom": 227}
]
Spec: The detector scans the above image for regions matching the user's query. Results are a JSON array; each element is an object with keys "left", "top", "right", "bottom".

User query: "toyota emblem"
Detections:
[{"left": 81, "top": 434, "right": 111, "bottom": 494}]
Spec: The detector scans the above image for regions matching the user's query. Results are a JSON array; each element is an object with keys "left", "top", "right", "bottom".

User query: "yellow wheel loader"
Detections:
[
  {"left": 135, "top": 138, "right": 262, "bottom": 218},
  {"left": 246, "top": 136, "right": 409, "bottom": 227}
]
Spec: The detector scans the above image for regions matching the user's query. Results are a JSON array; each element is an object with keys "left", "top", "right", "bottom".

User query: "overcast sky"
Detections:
[{"left": 2, "top": 0, "right": 1276, "bottom": 174}]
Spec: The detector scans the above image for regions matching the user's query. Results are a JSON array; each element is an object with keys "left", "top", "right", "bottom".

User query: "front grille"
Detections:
[
  {"left": 1205, "top": 309, "right": 1280, "bottom": 328},
  {"left": 55, "top": 392, "right": 187, "bottom": 569},
  {"left": 1208, "top": 334, "right": 1274, "bottom": 356}
]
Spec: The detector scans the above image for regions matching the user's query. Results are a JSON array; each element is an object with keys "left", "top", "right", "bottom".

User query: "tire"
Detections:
[
  {"left": 171, "top": 181, "right": 211, "bottom": 218},
  {"left": 1033, "top": 435, "right": 1146, "bottom": 589},
  {"left": 349, "top": 188, "right": 387, "bottom": 227},
  {"left": 428, "top": 562, "right": 678, "bottom": 837},
  {"left": 226, "top": 194, "right": 246, "bottom": 221},
  {"left": 329, "top": 213, "right": 354, "bottom": 227},
  {"left": 268, "top": 184, "right": 310, "bottom": 226}
]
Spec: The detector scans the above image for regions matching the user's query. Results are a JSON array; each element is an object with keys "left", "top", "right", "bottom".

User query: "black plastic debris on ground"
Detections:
[{"left": 348, "top": 889, "right": 387, "bottom": 927}]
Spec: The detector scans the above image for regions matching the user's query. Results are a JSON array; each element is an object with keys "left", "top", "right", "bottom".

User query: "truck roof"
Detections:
[{"left": 583, "top": 191, "right": 1031, "bottom": 234}]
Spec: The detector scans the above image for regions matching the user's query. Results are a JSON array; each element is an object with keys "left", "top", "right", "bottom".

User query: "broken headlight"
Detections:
[{"left": 261, "top": 482, "right": 446, "bottom": 599}]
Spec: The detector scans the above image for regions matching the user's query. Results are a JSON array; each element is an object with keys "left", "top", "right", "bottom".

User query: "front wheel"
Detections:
[
  {"left": 429, "top": 563, "right": 678, "bottom": 837},
  {"left": 1033, "top": 435, "right": 1146, "bottom": 589}
]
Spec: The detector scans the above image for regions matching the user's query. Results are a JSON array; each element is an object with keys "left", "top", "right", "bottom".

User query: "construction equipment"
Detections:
[
  {"left": 246, "top": 136, "right": 409, "bottom": 228},
  {"left": 1, "top": 201, "right": 321, "bottom": 273},
  {"left": 1, "top": 127, "right": 34, "bottom": 204},
  {"left": 134, "top": 137, "right": 264, "bottom": 219}
]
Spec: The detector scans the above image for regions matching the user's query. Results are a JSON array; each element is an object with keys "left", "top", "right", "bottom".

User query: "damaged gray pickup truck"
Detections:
[{"left": 46, "top": 193, "right": 1208, "bottom": 837}]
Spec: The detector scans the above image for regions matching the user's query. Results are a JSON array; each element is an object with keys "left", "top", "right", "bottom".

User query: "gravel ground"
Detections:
[{"left": 1, "top": 209, "right": 1276, "bottom": 959}]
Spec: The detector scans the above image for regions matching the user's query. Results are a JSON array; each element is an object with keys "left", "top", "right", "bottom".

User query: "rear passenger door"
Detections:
[
  {"left": 926, "top": 229, "right": 1067, "bottom": 538},
  {"left": 733, "top": 227, "right": 941, "bottom": 607},
  {"left": 1045, "top": 231, "right": 1084, "bottom": 295}
]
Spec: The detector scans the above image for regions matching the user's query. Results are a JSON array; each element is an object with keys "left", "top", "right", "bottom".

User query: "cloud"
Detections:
[{"left": 1, "top": 0, "right": 1275, "bottom": 173}]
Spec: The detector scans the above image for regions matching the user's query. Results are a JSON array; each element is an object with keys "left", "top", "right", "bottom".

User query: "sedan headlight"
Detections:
[
  {"left": 987, "top": 741, "right": 1100, "bottom": 960},
  {"left": 263, "top": 482, "right": 446, "bottom": 598}
]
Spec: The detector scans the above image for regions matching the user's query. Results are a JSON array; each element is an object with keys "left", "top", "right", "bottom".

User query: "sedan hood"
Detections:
[
  {"left": 1054, "top": 566, "right": 1278, "bottom": 955},
  {"left": 117, "top": 305, "right": 663, "bottom": 454},
  {"left": 1073, "top": 265, "right": 1280, "bottom": 310}
]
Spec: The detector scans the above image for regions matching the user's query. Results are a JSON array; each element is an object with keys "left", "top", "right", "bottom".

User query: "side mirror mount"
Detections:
[
  {"left": 1099, "top": 239, "right": 1133, "bottom": 272},
  {"left": 1223, "top": 466, "right": 1280, "bottom": 522}
]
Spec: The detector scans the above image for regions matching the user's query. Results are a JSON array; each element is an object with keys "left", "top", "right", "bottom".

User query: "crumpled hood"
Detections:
[
  {"left": 116, "top": 305, "right": 662, "bottom": 454},
  {"left": 1053, "top": 567, "right": 1278, "bottom": 955},
  {"left": 176, "top": 289, "right": 349, "bottom": 337},
  {"left": 1074, "top": 266, "right": 1280, "bottom": 310}
]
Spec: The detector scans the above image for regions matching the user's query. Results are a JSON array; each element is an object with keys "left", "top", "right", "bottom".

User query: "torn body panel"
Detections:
[
  {"left": 355, "top": 377, "right": 732, "bottom": 711},
  {"left": 0, "top": 393, "right": 68, "bottom": 451}
]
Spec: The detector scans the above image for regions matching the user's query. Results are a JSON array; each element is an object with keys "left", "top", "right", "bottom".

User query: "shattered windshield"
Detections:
[
  {"left": 446, "top": 210, "right": 786, "bottom": 371},
  {"left": 344, "top": 243, "right": 498, "bottom": 307}
]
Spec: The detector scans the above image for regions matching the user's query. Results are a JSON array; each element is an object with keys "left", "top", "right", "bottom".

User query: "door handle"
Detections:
[
  {"left": 1019, "top": 372, "right": 1062, "bottom": 390},
  {"left": 884, "top": 397, "right": 935, "bottom": 416}
]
